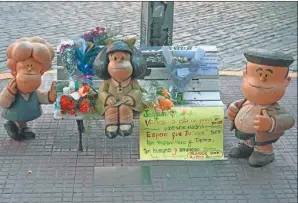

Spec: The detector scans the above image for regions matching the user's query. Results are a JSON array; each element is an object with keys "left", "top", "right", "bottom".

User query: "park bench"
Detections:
[{"left": 53, "top": 45, "right": 226, "bottom": 152}]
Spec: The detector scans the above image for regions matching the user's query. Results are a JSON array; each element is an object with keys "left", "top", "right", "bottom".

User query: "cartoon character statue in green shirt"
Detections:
[
  {"left": 0, "top": 37, "right": 57, "bottom": 140},
  {"left": 93, "top": 38, "right": 148, "bottom": 139}
]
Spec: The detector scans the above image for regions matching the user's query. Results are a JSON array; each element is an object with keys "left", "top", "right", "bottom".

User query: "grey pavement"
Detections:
[
  {"left": 0, "top": 1, "right": 297, "bottom": 73},
  {"left": 0, "top": 73, "right": 297, "bottom": 203}
]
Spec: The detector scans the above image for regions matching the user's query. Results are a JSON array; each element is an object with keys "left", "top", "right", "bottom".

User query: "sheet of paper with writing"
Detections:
[{"left": 139, "top": 107, "right": 225, "bottom": 161}]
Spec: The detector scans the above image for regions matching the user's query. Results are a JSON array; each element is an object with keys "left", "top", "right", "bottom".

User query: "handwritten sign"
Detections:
[{"left": 139, "top": 107, "right": 225, "bottom": 160}]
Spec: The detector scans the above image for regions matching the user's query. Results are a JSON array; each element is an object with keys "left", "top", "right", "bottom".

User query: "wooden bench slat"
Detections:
[
  {"left": 55, "top": 65, "right": 219, "bottom": 80},
  {"left": 57, "top": 78, "right": 220, "bottom": 92},
  {"left": 183, "top": 92, "right": 221, "bottom": 101},
  {"left": 141, "top": 67, "right": 218, "bottom": 79}
]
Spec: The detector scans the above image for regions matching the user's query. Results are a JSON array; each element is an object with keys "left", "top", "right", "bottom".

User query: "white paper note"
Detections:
[
  {"left": 177, "top": 68, "right": 190, "bottom": 77},
  {"left": 161, "top": 46, "right": 174, "bottom": 65},
  {"left": 69, "top": 92, "right": 80, "bottom": 101}
]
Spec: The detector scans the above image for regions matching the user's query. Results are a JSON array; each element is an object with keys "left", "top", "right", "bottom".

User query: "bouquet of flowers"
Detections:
[
  {"left": 59, "top": 25, "right": 122, "bottom": 86},
  {"left": 82, "top": 25, "right": 122, "bottom": 46},
  {"left": 141, "top": 81, "right": 175, "bottom": 112},
  {"left": 161, "top": 46, "right": 206, "bottom": 104},
  {"left": 59, "top": 83, "right": 97, "bottom": 116}
]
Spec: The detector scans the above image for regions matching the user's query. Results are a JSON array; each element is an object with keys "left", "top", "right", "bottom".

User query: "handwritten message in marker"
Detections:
[{"left": 139, "top": 107, "right": 225, "bottom": 160}]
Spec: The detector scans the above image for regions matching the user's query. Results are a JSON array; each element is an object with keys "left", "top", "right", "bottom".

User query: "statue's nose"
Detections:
[{"left": 260, "top": 76, "right": 267, "bottom": 82}]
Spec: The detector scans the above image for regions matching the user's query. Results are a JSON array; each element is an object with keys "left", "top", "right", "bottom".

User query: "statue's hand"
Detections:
[
  {"left": 227, "top": 103, "right": 240, "bottom": 121},
  {"left": 106, "top": 96, "right": 117, "bottom": 106},
  {"left": 253, "top": 109, "right": 273, "bottom": 132},
  {"left": 121, "top": 96, "right": 134, "bottom": 106},
  {"left": 48, "top": 81, "right": 57, "bottom": 103},
  {"left": 7, "top": 78, "right": 17, "bottom": 95}
]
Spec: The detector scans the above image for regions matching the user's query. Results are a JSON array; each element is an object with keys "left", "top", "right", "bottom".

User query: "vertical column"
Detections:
[{"left": 140, "top": 1, "right": 174, "bottom": 46}]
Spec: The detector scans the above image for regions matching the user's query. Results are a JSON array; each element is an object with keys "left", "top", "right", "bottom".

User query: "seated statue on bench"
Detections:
[
  {"left": 93, "top": 38, "right": 148, "bottom": 139},
  {"left": 0, "top": 37, "right": 57, "bottom": 140}
]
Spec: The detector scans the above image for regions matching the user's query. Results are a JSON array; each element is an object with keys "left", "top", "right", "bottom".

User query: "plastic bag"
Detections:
[
  {"left": 73, "top": 38, "right": 104, "bottom": 86},
  {"left": 161, "top": 46, "right": 206, "bottom": 103}
]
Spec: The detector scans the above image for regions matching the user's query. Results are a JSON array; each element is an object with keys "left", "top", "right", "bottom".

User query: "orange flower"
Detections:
[
  {"left": 162, "top": 89, "right": 171, "bottom": 98},
  {"left": 158, "top": 98, "right": 174, "bottom": 111},
  {"left": 78, "top": 84, "right": 90, "bottom": 97}
]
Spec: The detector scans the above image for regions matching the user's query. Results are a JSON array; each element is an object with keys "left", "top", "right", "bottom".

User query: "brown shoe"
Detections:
[
  {"left": 4, "top": 121, "right": 21, "bottom": 140},
  {"left": 229, "top": 142, "right": 254, "bottom": 158},
  {"left": 248, "top": 151, "right": 275, "bottom": 167}
]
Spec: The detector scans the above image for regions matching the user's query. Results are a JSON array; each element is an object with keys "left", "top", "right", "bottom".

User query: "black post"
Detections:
[
  {"left": 140, "top": 1, "right": 174, "bottom": 46},
  {"left": 76, "top": 120, "right": 84, "bottom": 152}
]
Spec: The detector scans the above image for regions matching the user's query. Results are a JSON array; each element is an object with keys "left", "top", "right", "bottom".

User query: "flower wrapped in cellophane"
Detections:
[
  {"left": 59, "top": 83, "right": 98, "bottom": 116},
  {"left": 141, "top": 81, "right": 175, "bottom": 112},
  {"left": 59, "top": 26, "right": 122, "bottom": 87},
  {"left": 161, "top": 46, "right": 206, "bottom": 104}
]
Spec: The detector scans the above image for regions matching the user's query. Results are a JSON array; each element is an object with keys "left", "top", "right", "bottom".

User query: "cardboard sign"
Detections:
[{"left": 139, "top": 107, "right": 225, "bottom": 160}]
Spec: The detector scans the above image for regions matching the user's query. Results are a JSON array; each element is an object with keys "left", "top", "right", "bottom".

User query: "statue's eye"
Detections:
[
  {"left": 265, "top": 74, "right": 268, "bottom": 77},
  {"left": 114, "top": 56, "right": 117, "bottom": 61},
  {"left": 259, "top": 73, "right": 262, "bottom": 76}
]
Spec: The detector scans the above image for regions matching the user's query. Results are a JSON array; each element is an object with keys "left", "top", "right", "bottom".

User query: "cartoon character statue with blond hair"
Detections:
[{"left": 0, "top": 37, "right": 57, "bottom": 140}]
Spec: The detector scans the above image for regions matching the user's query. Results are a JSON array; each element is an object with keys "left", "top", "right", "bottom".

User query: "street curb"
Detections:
[{"left": 219, "top": 71, "right": 297, "bottom": 77}]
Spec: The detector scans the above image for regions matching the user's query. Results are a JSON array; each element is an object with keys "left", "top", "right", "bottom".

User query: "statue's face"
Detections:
[
  {"left": 15, "top": 57, "right": 42, "bottom": 93},
  {"left": 108, "top": 51, "right": 133, "bottom": 82},
  {"left": 242, "top": 62, "right": 291, "bottom": 105}
]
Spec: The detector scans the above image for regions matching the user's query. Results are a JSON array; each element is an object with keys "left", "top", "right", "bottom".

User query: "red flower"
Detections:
[
  {"left": 79, "top": 99, "right": 90, "bottom": 114},
  {"left": 60, "top": 95, "right": 76, "bottom": 116},
  {"left": 60, "top": 96, "right": 75, "bottom": 111},
  {"left": 70, "top": 109, "right": 77, "bottom": 116}
]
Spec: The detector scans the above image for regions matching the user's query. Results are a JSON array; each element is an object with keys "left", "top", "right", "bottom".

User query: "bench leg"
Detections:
[{"left": 76, "top": 120, "right": 84, "bottom": 152}]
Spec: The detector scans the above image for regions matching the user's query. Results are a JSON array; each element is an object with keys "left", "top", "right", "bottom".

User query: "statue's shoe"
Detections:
[
  {"left": 229, "top": 142, "right": 254, "bottom": 158},
  {"left": 248, "top": 151, "right": 275, "bottom": 167},
  {"left": 119, "top": 123, "right": 134, "bottom": 137},
  {"left": 4, "top": 121, "right": 22, "bottom": 141},
  {"left": 105, "top": 124, "right": 119, "bottom": 139},
  {"left": 19, "top": 127, "right": 36, "bottom": 140}
]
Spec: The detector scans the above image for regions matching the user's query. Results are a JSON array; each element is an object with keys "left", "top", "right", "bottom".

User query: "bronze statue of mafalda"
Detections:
[{"left": 93, "top": 38, "right": 147, "bottom": 139}]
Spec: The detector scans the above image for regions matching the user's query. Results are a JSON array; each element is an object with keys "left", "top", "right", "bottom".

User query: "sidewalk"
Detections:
[{"left": 0, "top": 73, "right": 296, "bottom": 203}]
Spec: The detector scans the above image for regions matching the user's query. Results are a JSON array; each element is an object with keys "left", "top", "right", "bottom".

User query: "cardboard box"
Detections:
[{"left": 140, "top": 2, "right": 174, "bottom": 46}]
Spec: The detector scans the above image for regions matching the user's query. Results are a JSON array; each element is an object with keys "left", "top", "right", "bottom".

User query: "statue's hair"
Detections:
[
  {"left": 93, "top": 45, "right": 147, "bottom": 80},
  {"left": 6, "top": 36, "right": 55, "bottom": 76}
]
